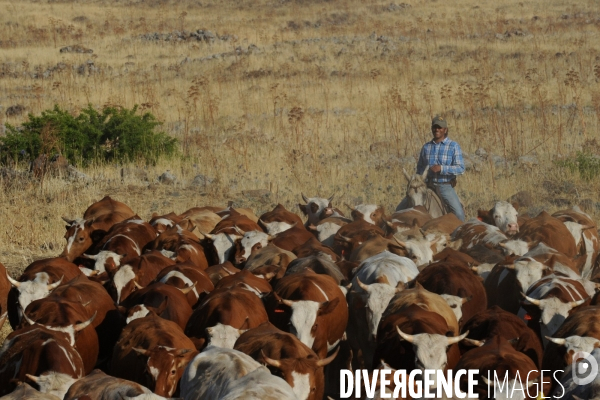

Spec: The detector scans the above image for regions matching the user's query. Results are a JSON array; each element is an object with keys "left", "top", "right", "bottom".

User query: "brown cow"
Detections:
[
  {"left": 0, "top": 262, "right": 10, "bottom": 331},
  {"left": 185, "top": 286, "right": 269, "bottom": 350},
  {"left": 146, "top": 225, "right": 208, "bottom": 270},
  {"left": 63, "top": 369, "right": 164, "bottom": 400},
  {"left": 477, "top": 201, "right": 520, "bottom": 236},
  {"left": 61, "top": 196, "right": 135, "bottom": 262},
  {"left": 387, "top": 206, "right": 432, "bottom": 233},
  {"left": 120, "top": 282, "right": 193, "bottom": 329},
  {"left": 414, "top": 260, "right": 487, "bottom": 326},
  {"left": 156, "top": 261, "right": 214, "bottom": 307},
  {"left": 270, "top": 224, "right": 315, "bottom": 253},
  {"left": 234, "top": 321, "right": 337, "bottom": 400},
  {"left": 259, "top": 204, "right": 304, "bottom": 235},
  {"left": 333, "top": 220, "right": 386, "bottom": 258},
  {"left": 0, "top": 382, "right": 62, "bottom": 399},
  {"left": 515, "top": 211, "right": 578, "bottom": 258},
  {"left": 292, "top": 236, "right": 339, "bottom": 262},
  {"left": 21, "top": 296, "right": 98, "bottom": 373},
  {"left": 267, "top": 270, "right": 348, "bottom": 359},
  {"left": 7, "top": 257, "right": 81, "bottom": 328},
  {"left": 244, "top": 244, "right": 296, "bottom": 278},
  {"left": 346, "top": 203, "right": 388, "bottom": 233},
  {"left": 179, "top": 207, "right": 222, "bottom": 237},
  {"left": 0, "top": 325, "right": 85, "bottom": 396},
  {"left": 553, "top": 206, "right": 599, "bottom": 278},
  {"left": 110, "top": 314, "right": 197, "bottom": 397},
  {"left": 205, "top": 262, "right": 241, "bottom": 285},
  {"left": 421, "top": 212, "right": 463, "bottom": 235},
  {"left": 214, "top": 269, "right": 273, "bottom": 298}
]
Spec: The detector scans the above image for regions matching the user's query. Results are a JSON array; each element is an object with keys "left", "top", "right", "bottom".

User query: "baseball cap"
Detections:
[{"left": 432, "top": 115, "right": 448, "bottom": 128}]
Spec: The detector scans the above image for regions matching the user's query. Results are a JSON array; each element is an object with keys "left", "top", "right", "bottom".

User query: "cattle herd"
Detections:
[{"left": 0, "top": 193, "right": 599, "bottom": 399}]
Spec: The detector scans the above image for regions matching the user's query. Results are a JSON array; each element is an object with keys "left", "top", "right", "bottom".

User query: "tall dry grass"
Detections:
[{"left": 0, "top": 0, "right": 598, "bottom": 271}]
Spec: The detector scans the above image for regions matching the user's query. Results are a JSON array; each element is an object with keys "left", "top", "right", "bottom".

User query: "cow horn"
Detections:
[
  {"left": 482, "top": 376, "right": 491, "bottom": 386},
  {"left": 471, "top": 266, "right": 479, "bottom": 272},
  {"left": 222, "top": 266, "right": 236, "bottom": 275},
  {"left": 6, "top": 272, "right": 20, "bottom": 288},
  {"left": 503, "top": 264, "right": 515, "bottom": 270},
  {"left": 47, "top": 276, "right": 64, "bottom": 290},
  {"left": 462, "top": 296, "right": 472, "bottom": 304},
  {"left": 199, "top": 231, "right": 214, "bottom": 240},
  {"left": 328, "top": 194, "right": 335, "bottom": 202},
  {"left": 280, "top": 298, "right": 294, "bottom": 307},
  {"left": 393, "top": 236, "right": 407, "bottom": 248},
  {"left": 25, "top": 374, "right": 39, "bottom": 383},
  {"left": 266, "top": 234, "right": 276, "bottom": 241},
  {"left": 179, "top": 282, "right": 197, "bottom": 295},
  {"left": 82, "top": 253, "right": 99, "bottom": 260},
  {"left": 527, "top": 377, "right": 539, "bottom": 387},
  {"left": 337, "top": 235, "right": 352, "bottom": 243},
  {"left": 344, "top": 203, "right": 356, "bottom": 211},
  {"left": 386, "top": 220, "right": 395, "bottom": 228},
  {"left": 522, "top": 293, "right": 541, "bottom": 306},
  {"left": 463, "top": 338, "right": 485, "bottom": 347},
  {"left": 569, "top": 298, "right": 586, "bottom": 308},
  {"left": 545, "top": 336, "right": 566, "bottom": 346},
  {"left": 261, "top": 350, "right": 282, "bottom": 368},
  {"left": 396, "top": 326, "right": 415, "bottom": 343},
  {"left": 498, "top": 242, "right": 507, "bottom": 248},
  {"left": 132, "top": 347, "right": 150, "bottom": 356},
  {"left": 61, "top": 216, "right": 75, "bottom": 225},
  {"left": 402, "top": 168, "right": 411, "bottom": 182},
  {"left": 447, "top": 330, "right": 469, "bottom": 345},
  {"left": 22, "top": 311, "right": 37, "bottom": 326},
  {"left": 301, "top": 193, "right": 309, "bottom": 203},
  {"left": 134, "top": 281, "right": 143, "bottom": 289},
  {"left": 582, "top": 225, "right": 596, "bottom": 231},
  {"left": 317, "top": 346, "right": 340, "bottom": 367},
  {"left": 355, "top": 276, "right": 370, "bottom": 292},
  {"left": 233, "top": 226, "right": 246, "bottom": 236},
  {"left": 74, "top": 311, "right": 97, "bottom": 331}
]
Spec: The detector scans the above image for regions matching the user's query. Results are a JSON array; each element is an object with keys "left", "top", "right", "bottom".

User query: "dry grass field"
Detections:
[{"left": 0, "top": 0, "right": 600, "bottom": 341}]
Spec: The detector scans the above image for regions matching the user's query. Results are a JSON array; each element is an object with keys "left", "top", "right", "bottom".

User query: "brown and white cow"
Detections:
[
  {"left": 553, "top": 206, "right": 599, "bottom": 278},
  {"left": 0, "top": 325, "right": 85, "bottom": 396},
  {"left": 146, "top": 225, "right": 208, "bottom": 269},
  {"left": 388, "top": 205, "right": 432, "bottom": 231},
  {"left": 21, "top": 295, "right": 99, "bottom": 373},
  {"left": 270, "top": 224, "right": 316, "bottom": 253},
  {"left": 63, "top": 369, "right": 173, "bottom": 400},
  {"left": 514, "top": 211, "right": 578, "bottom": 258},
  {"left": 298, "top": 193, "right": 344, "bottom": 228},
  {"left": 345, "top": 203, "right": 388, "bottom": 232},
  {"left": 200, "top": 210, "right": 262, "bottom": 265},
  {"left": 156, "top": 261, "right": 214, "bottom": 307},
  {"left": 214, "top": 269, "right": 273, "bottom": 298},
  {"left": 292, "top": 236, "right": 339, "bottom": 262},
  {"left": 520, "top": 275, "right": 589, "bottom": 345},
  {"left": 120, "top": 282, "right": 193, "bottom": 330},
  {"left": 234, "top": 322, "right": 337, "bottom": 400},
  {"left": 61, "top": 196, "right": 135, "bottom": 262},
  {"left": 259, "top": 204, "right": 304, "bottom": 235},
  {"left": 110, "top": 314, "right": 197, "bottom": 397},
  {"left": 284, "top": 255, "right": 347, "bottom": 286},
  {"left": 333, "top": 219, "right": 386, "bottom": 258},
  {"left": 267, "top": 270, "right": 348, "bottom": 359},
  {"left": 7, "top": 257, "right": 81, "bottom": 328},
  {"left": 0, "top": 382, "right": 62, "bottom": 399},
  {"left": 477, "top": 201, "right": 520, "bottom": 236},
  {"left": 205, "top": 262, "right": 241, "bottom": 286},
  {"left": 179, "top": 206, "right": 222, "bottom": 237},
  {"left": 243, "top": 244, "right": 296, "bottom": 279},
  {"left": 415, "top": 259, "right": 487, "bottom": 326},
  {"left": 309, "top": 216, "right": 351, "bottom": 248},
  {"left": 185, "top": 286, "right": 269, "bottom": 351}
]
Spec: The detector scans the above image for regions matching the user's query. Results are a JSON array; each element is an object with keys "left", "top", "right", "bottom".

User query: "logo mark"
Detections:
[{"left": 572, "top": 351, "right": 598, "bottom": 386}]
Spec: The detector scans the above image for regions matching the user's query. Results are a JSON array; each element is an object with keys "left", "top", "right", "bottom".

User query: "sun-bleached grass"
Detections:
[{"left": 0, "top": 0, "right": 599, "bottom": 343}]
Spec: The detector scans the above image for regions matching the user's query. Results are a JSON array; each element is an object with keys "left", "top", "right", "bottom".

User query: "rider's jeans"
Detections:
[{"left": 434, "top": 183, "right": 465, "bottom": 222}]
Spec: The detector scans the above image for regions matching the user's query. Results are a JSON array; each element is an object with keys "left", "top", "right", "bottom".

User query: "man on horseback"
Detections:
[{"left": 416, "top": 115, "right": 465, "bottom": 221}]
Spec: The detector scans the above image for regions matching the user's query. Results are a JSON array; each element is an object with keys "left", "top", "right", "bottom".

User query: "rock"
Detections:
[
  {"left": 158, "top": 171, "right": 176, "bottom": 185},
  {"left": 518, "top": 155, "right": 538, "bottom": 167},
  {"left": 191, "top": 174, "right": 214, "bottom": 187},
  {"left": 67, "top": 165, "right": 89, "bottom": 181},
  {"left": 59, "top": 44, "right": 93, "bottom": 53},
  {"left": 508, "top": 191, "right": 534, "bottom": 209},
  {"left": 474, "top": 147, "right": 488, "bottom": 158}
]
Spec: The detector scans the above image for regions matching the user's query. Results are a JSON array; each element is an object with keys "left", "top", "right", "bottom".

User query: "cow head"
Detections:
[
  {"left": 134, "top": 346, "right": 198, "bottom": 398},
  {"left": 200, "top": 231, "right": 243, "bottom": 264},
  {"left": 393, "top": 236, "right": 439, "bottom": 267},
  {"left": 440, "top": 294, "right": 471, "bottom": 324},
  {"left": 502, "top": 258, "right": 547, "bottom": 292},
  {"left": 497, "top": 240, "right": 531, "bottom": 257},
  {"left": 205, "top": 323, "right": 247, "bottom": 348},
  {"left": 355, "top": 276, "right": 402, "bottom": 340},
  {"left": 546, "top": 335, "right": 600, "bottom": 365},
  {"left": 7, "top": 272, "right": 63, "bottom": 322},
  {"left": 478, "top": 201, "right": 519, "bottom": 236},
  {"left": 261, "top": 349, "right": 337, "bottom": 400},
  {"left": 298, "top": 194, "right": 336, "bottom": 227},
  {"left": 234, "top": 230, "right": 274, "bottom": 265},
  {"left": 346, "top": 204, "right": 386, "bottom": 229},
  {"left": 82, "top": 251, "right": 123, "bottom": 275},
  {"left": 280, "top": 297, "right": 340, "bottom": 349},
  {"left": 523, "top": 294, "right": 586, "bottom": 340},
  {"left": 25, "top": 372, "right": 78, "bottom": 399},
  {"left": 61, "top": 218, "right": 105, "bottom": 262},
  {"left": 260, "top": 218, "right": 296, "bottom": 236},
  {"left": 396, "top": 327, "right": 468, "bottom": 371}
]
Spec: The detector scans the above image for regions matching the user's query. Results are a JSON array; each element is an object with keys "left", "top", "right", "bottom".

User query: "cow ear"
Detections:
[
  {"left": 298, "top": 204, "right": 307, "bottom": 215},
  {"left": 414, "top": 281, "right": 424, "bottom": 290},
  {"left": 411, "top": 218, "right": 419, "bottom": 228},
  {"left": 477, "top": 209, "right": 489, "bottom": 221},
  {"left": 511, "top": 202, "right": 520, "bottom": 211},
  {"left": 318, "top": 298, "right": 340, "bottom": 316},
  {"left": 240, "top": 317, "right": 250, "bottom": 330}
]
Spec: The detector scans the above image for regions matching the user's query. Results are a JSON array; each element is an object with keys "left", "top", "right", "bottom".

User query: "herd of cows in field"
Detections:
[{"left": 0, "top": 188, "right": 599, "bottom": 399}]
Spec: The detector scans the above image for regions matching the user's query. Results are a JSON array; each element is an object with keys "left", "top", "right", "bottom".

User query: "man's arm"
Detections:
[
  {"left": 440, "top": 142, "right": 465, "bottom": 175},
  {"left": 416, "top": 145, "right": 428, "bottom": 175}
]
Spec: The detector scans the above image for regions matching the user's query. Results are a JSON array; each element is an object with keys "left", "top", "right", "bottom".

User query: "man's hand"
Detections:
[{"left": 430, "top": 165, "right": 442, "bottom": 173}]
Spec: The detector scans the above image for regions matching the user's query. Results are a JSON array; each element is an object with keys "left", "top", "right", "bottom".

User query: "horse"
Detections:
[{"left": 395, "top": 166, "right": 447, "bottom": 218}]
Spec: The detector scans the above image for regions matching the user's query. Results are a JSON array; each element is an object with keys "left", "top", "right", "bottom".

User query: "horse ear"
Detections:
[{"left": 421, "top": 165, "right": 429, "bottom": 178}]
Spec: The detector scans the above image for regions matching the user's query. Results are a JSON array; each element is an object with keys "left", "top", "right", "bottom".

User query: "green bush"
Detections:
[
  {"left": 556, "top": 151, "right": 600, "bottom": 181},
  {"left": 1, "top": 104, "right": 178, "bottom": 165}
]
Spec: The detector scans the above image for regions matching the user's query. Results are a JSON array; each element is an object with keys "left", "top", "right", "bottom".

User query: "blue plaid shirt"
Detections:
[{"left": 416, "top": 137, "right": 465, "bottom": 183}]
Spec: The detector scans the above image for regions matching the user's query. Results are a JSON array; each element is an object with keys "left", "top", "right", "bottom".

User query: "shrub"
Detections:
[
  {"left": 556, "top": 151, "right": 600, "bottom": 181},
  {"left": 1, "top": 104, "right": 178, "bottom": 165}
]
